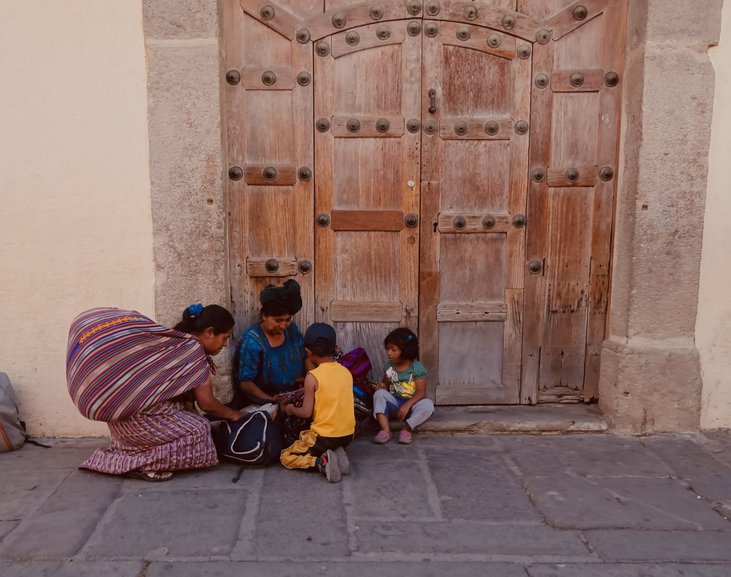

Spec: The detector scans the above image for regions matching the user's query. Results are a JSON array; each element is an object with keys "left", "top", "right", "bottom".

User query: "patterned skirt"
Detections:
[{"left": 80, "top": 401, "right": 218, "bottom": 474}]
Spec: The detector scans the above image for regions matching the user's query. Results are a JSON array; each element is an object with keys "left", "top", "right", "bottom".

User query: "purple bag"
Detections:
[{"left": 337, "top": 347, "right": 372, "bottom": 386}]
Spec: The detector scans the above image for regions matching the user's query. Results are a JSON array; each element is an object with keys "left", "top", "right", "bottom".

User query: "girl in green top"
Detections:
[{"left": 373, "top": 328, "right": 434, "bottom": 445}]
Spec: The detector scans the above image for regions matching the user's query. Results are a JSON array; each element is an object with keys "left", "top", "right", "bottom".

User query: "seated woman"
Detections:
[
  {"left": 66, "top": 304, "right": 243, "bottom": 481},
  {"left": 231, "top": 279, "right": 307, "bottom": 409}
]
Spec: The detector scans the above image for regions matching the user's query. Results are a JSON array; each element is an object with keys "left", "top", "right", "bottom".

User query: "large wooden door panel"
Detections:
[
  {"left": 421, "top": 21, "right": 530, "bottom": 404},
  {"left": 315, "top": 20, "right": 421, "bottom": 367}
]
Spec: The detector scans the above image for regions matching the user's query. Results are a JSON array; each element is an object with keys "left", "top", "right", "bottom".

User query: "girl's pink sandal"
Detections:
[
  {"left": 373, "top": 430, "right": 392, "bottom": 444},
  {"left": 398, "top": 430, "right": 413, "bottom": 444}
]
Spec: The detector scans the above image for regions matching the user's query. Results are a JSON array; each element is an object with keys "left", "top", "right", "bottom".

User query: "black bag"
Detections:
[{"left": 213, "top": 410, "right": 283, "bottom": 466}]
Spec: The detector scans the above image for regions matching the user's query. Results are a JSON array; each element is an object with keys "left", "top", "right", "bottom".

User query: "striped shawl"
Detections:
[{"left": 67, "top": 308, "right": 212, "bottom": 422}]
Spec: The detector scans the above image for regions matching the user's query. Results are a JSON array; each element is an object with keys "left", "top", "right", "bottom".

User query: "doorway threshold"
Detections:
[{"left": 420, "top": 403, "right": 608, "bottom": 434}]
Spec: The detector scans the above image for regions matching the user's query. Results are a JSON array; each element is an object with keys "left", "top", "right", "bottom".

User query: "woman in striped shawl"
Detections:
[{"left": 67, "top": 304, "right": 243, "bottom": 481}]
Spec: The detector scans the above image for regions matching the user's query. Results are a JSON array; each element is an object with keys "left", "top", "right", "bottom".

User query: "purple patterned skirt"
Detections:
[{"left": 80, "top": 401, "right": 218, "bottom": 474}]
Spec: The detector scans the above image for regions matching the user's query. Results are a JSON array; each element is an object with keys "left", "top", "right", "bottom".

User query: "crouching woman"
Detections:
[{"left": 66, "top": 305, "right": 242, "bottom": 481}]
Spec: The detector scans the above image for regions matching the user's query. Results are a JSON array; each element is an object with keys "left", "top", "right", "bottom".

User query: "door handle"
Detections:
[{"left": 428, "top": 88, "right": 437, "bottom": 113}]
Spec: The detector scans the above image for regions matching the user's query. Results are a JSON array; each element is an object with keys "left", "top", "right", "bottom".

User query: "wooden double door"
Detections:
[{"left": 224, "top": 0, "right": 627, "bottom": 405}]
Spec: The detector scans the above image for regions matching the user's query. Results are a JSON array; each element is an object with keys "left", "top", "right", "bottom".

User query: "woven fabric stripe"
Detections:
[
  {"left": 79, "top": 401, "right": 218, "bottom": 474},
  {"left": 67, "top": 308, "right": 211, "bottom": 422}
]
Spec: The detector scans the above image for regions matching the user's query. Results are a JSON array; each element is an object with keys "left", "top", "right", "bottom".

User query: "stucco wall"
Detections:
[
  {"left": 698, "top": 1, "right": 731, "bottom": 429},
  {"left": 0, "top": 1, "right": 155, "bottom": 436}
]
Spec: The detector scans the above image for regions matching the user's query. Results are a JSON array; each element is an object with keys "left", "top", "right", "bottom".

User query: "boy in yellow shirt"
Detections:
[{"left": 279, "top": 323, "right": 355, "bottom": 482}]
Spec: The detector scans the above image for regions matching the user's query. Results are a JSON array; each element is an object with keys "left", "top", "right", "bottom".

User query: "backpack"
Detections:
[
  {"left": 213, "top": 410, "right": 283, "bottom": 466},
  {"left": 0, "top": 372, "right": 26, "bottom": 452}
]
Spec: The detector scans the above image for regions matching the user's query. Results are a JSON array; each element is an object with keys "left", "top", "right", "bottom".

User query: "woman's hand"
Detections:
[{"left": 193, "top": 379, "right": 241, "bottom": 422}]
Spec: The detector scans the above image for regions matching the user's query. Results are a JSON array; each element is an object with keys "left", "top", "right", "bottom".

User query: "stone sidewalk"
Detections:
[{"left": 2, "top": 431, "right": 731, "bottom": 577}]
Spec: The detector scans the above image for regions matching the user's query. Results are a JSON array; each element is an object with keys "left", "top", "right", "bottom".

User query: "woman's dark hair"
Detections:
[
  {"left": 259, "top": 279, "right": 302, "bottom": 317},
  {"left": 384, "top": 327, "right": 419, "bottom": 361},
  {"left": 174, "top": 304, "right": 235, "bottom": 335}
]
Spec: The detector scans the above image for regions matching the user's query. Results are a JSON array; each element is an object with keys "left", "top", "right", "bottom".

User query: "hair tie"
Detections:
[
  {"left": 407, "top": 334, "right": 414, "bottom": 341},
  {"left": 188, "top": 303, "right": 204, "bottom": 318}
]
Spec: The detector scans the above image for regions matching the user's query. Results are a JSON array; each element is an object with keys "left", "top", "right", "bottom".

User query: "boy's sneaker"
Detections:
[
  {"left": 334, "top": 446, "right": 350, "bottom": 475},
  {"left": 316, "top": 450, "right": 341, "bottom": 483}
]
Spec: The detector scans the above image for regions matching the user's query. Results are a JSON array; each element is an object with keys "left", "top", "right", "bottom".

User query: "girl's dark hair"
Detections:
[
  {"left": 384, "top": 327, "right": 419, "bottom": 361},
  {"left": 174, "top": 304, "right": 235, "bottom": 335}
]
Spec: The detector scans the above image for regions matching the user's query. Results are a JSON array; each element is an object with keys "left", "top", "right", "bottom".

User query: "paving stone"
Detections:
[
  {"left": 252, "top": 467, "right": 349, "bottom": 559},
  {"left": 85, "top": 489, "right": 246, "bottom": 558},
  {"left": 0, "top": 468, "right": 69, "bottom": 519},
  {"left": 0, "top": 470, "right": 121, "bottom": 559},
  {"left": 505, "top": 436, "right": 674, "bottom": 478},
  {"left": 349, "top": 457, "right": 433, "bottom": 520},
  {"left": 355, "top": 521, "right": 590, "bottom": 557},
  {"left": 0, "top": 560, "right": 143, "bottom": 577},
  {"left": 0, "top": 442, "right": 105, "bottom": 471},
  {"left": 0, "top": 521, "right": 18, "bottom": 540},
  {"left": 527, "top": 563, "right": 731, "bottom": 576},
  {"left": 701, "top": 431, "right": 731, "bottom": 468},
  {"left": 426, "top": 449, "right": 542, "bottom": 522},
  {"left": 118, "top": 461, "right": 249, "bottom": 492},
  {"left": 584, "top": 529, "right": 731, "bottom": 561},
  {"left": 148, "top": 561, "right": 528, "bottom": 577},
  {"left": 526, "top": 475, "right": 729, "bottom": 530},
  {"left": 641, "top": 435, "right": 731, "bottom": 477}
]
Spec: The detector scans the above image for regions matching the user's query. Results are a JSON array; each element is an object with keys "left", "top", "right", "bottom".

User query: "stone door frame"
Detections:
[{"left": 141, "top": 0, "right": 724, "bottom": 433}]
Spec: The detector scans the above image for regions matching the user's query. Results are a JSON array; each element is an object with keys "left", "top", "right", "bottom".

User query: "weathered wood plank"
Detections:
[
  {"left": 244, "top": 164, "right": 297, "bottom": 185},
  {"left": 330, "top": 301, "right": 403, "bottom": 322},
  {"left": 330, "top": 21, "right": 406, "bottom": 58},
  {"left": 331, "top": 115, "right": 405, "bottom": 138},
  {"left": 241, "top": 65, "right": 296, "bottom": 89},
  {"left": 550, "top": 69, "right": 605, "bottom": 93},
  {"left": 240, "top": 0, "right": 298, "bottom": 40},
  {"left": 437, "top": 302, "right": 508, "bottom": 322},
  {"left": 546, "top": 165, "right": 598, "bottom": 187},
  {"left": 246, "top": 258, "right": 299, "bottom": 277},
  {"left": 330, "top": 210, "right": 404, "bottom": 231},
  {"left": 438, "top": 118, "right": 514, "bottom": 141},
  {"left": 437, "top": 212, "right": 512, "bottom": 234}
]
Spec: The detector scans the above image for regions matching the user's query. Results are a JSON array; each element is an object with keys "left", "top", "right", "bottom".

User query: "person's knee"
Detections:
[
  {"left": 416, "top": 398, "right": 434, "bottom": 417},
  {"left": 373, "top": 389, "right": 389, "bottom": 413}
]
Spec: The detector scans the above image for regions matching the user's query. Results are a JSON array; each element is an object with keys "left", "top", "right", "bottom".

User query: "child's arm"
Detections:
[
  {"left": 396, "top": 378, "right": 427, "bottom": 420},
  {"left": 284, "top": 372, "right": 317, "bottom": 419}
]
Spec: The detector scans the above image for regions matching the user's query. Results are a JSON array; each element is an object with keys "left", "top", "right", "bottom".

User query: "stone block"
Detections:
[
  {"left": 505, "top": 435, "right": 673, "bottom": 477},
  {"left": 0, "top": 470, "right": 121, "bottom": 559},
  {"left": 0, "top": 468, "right": 68, "bottom": 520},
  {"left": 0, "top": 561, "right": 143, "bottom": 577},
  {"left": 525, "top": 475, "right": 729, "bottom": 530},
  {"left": 145, "top": 43, "right": 226, "bottom": 327},
  {"left": 143, "top": 0, "right": 219, "bottom": 40},
  {"left": 527, "top": 562, "right": 731, "bottom": 577},
  {"left": 117, "top": 462, "right": 249, "bottom": 492},
  {"left": 599, "top": 338, "right": 702, "bottom": 433},
  {"left": 251, "top": 467, "right": 349, "bottom": 559},
  {"left": 355, "top": 521, "right": 590, "bottom": 557},
  {"left": 0, "top": 442, "right": 106, "bottom": 471},
  {"left": 349, "top": 458, "right": 434, "bottom": 520},
  {"left": 646, "top": 0, "right": 722, "bottom": 45},
  {"left": 426, "top": 449, "right": 541, "bottom": 522},
  {"left": 85, "top": 489, "right": 246, "bottom": 558},
  {"left": 148, "top": 561, "right": 528, "bottom": 577},
  {"left": 0, "top": 521, "right": 17, "bottom": 541},
  {"left": 584, "top": 529, "right": 731, "bottom": 562}
]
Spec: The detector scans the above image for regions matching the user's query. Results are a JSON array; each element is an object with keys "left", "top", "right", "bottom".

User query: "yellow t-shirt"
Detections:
[{"left": 310, "top": 361, "right": 355, "bottom": 438}]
